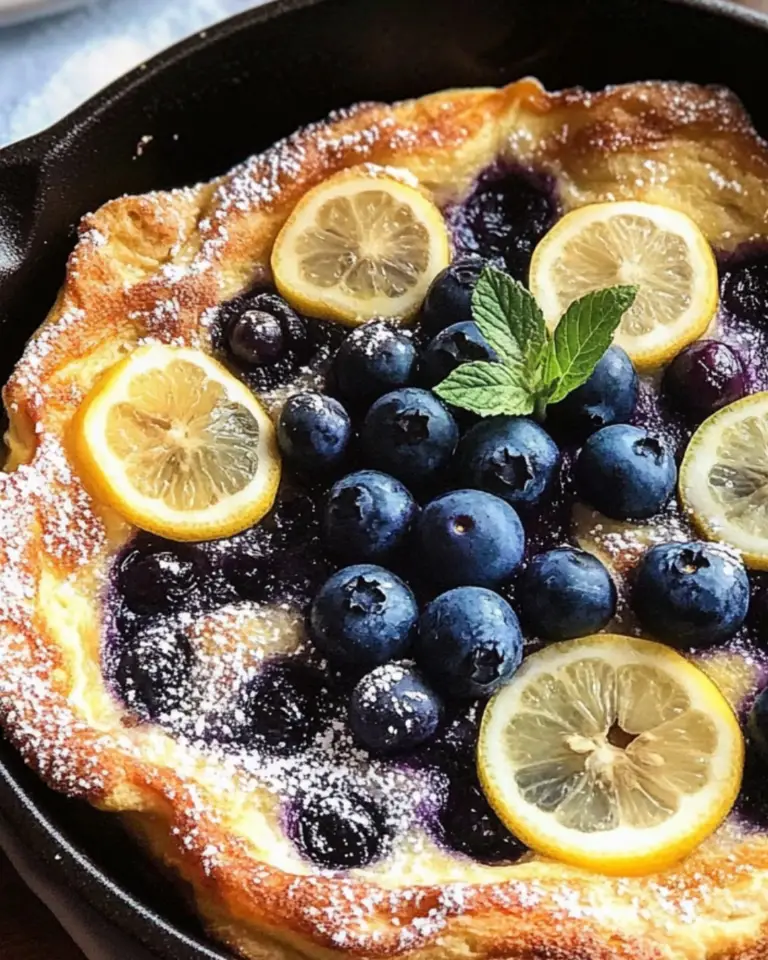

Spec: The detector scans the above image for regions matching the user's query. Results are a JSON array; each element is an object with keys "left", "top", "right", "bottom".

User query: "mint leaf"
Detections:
[
  {"left": 434, "top": 361, "right": 535, "bottom": 417},
  {"left": 545, "top": 286, "right": 637, "bottom": 405},
  {"left": 472, "top": 266, "right": 547, "bottom": 384}
]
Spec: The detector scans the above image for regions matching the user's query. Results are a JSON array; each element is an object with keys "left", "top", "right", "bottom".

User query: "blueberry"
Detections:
[
  {"left": 224, "top": 292, "right": 310, "bottom": 389},
  {"left": 221, "top": 541, "right": 268, "bottom": 600},
  {"left": 417, "top": 586, "right": 523, "bottom": 698},
  {"left": 331, "top": 321, "right": 418, "bottom": 407},
  {"left": 277, "top": 392, "right": 351, "bottom": 474},
  {"left": 421, "top": 322, "right": 498, "bottom": 387},
  {"left": 664, "top": 340, "right": 747, "bottom": 420},
  {"left": 634, "top": 541, "right": 750, "bottom": 647},
  {"left": 292, "top": 789, "right": 391, "bottom": 869},
  {"left": 114, "top": 630, "right": 194, "bottom": 723},
  {"left": 722, "top": 258, "right": 768, "bottom": 324},
  {"left": 438, "top": 778, "right": 524, "bottom": 863},
  {"left": 421, "top": 257, "right": 485, "bottom": 337},
  {"left": 574, "top": 424, "right": 676, "bottom": 521},
  {"left": 310, "top": 564, "right": 418, "bottom": 667},
  {"left": 748, "top": 686, "right": 768, "bottom": 761},
  {"left": 118, "top": 547, "right": 202, "bottom": 614},
  {"left": 239, "top": 660, "right": 323, "bottom": 754},
  {"left": 349, "top": 663, "right": 442, "bottom": 755},
  {"left": 324, "top": 470, "right": 418, "bottom": 563},
  {"left": 518, "top": 547, "right": 616, "bottom": 641},
  {"left": 547, "top": 346, "right": 638, "bottom": 437},
  {"left": 457, "top": 416, "right": 559, "bottom": 508},
  {"left": 360, "top": 388, "right": 458, "bottom": 487},
  {"left": 417, "top": 489, "right": 525, "bottom": 589}
]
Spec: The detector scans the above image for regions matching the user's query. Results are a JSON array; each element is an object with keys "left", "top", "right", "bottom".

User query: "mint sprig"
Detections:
[{"left": 433, "top": 266, "right": 637, "bottom": 421}]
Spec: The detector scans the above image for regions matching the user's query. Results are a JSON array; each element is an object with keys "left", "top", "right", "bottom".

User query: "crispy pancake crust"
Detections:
[{"left": 4, "top": 79, "right": 768, "bottom": 960}]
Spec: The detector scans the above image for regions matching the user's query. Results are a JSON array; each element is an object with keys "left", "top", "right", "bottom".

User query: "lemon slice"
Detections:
[
  {"left": 271, "top": 165, "right": 451, "bottom": 325},
  {"left": 72, "top": 345, "right": 281, "bottom": 541},
  {"left": 478, "top": 634, "right": 743, "bottom": 876},
  {"left": 679, "top": 391, "right": 768, "bottom": 569},
  {"left": 529, "top": 201, "right": 718, "bottom": 371}
]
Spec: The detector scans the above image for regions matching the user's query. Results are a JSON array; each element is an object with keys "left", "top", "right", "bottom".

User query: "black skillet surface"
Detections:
[{"left": 2, "top": 0, "right": 768, "bottom": 956}]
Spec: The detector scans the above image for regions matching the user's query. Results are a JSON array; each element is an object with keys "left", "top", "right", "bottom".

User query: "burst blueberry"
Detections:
[
  {"left": 417, "top": 586, "right": 523, "bottom": 698},
  {"left": 349, "top": 663, "right": 442, "bottom": 755},
  {"left": 417, "top": 489, "right": 524, "bottom": 588},
  {"left": 310, "top": 564, "right": 418, "bottom": 667},
  {"left": 239, "top": 659, "right": 324, "bottom": 754},
  {"left": 360, "top": 388, "right": 458, "bottom": 487},
  {"left": 633, "top": 541, "right": 750, "bottom": 647},
  {"left": 324, "top": 470, "right": 418, "bottom": 563},
  {"left": 518, "top": 547, "right": 616, "bottom": 641},
  {"left": 114, "top": 630, "right": 194, "bottom": 723},
  {"left": 438, "top": 778, "right": 524, "bottom": 863},
  {"left": 330, "top": 321, "right": 417, "bottom": 407},
  {"left": 457, "top": 416, "right": 559, "bottom": 508},
  {"left": 224, "top": 292, "right": 310, "bottom": 390},
  {"left": 421, "top": 257, "right": 485, "bottom": 337},
  {"left": 421, "top": 322, "right": 497, "bottom": 387},
  {"left": 292, "top": 788, "right": 391, "bottom": 869},
  {"left": 721, "top": 258, "right": 768, "bottom": 324},
  {"left": 664, "top": 340, "right": 747, "bottom": 420},
  {"left": 574, "top": 424, "right": 676, "bottom": 520},
  {"left": 277, "top": 392, "right": 351, "bottom": 474},
  {"left": 118, "top": 546, "right": 203, "bottom": 614},
  {"left": 547, "top": 345, "right": 638, "bottom": 437}
]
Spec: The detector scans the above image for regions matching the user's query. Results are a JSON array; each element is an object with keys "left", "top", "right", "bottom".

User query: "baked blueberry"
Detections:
[
  {"left": 330, "top": 321, "right": 417, "bottom": 407},
  {"left": 292, "top": 789, "right": 391, "bottom": 869},
  {"left": 323, "top": 470, "right": 418, "bottom": 563},
  {"left": 349, "top": 662, "right": 442, "bottom": 755},
  {"left": 114, "top": 630, "right": 194, "bottom": 723},
  {"left": 457, "top": 416, "right": 559, "bottom": 508},
  {"left": 421, "top": 257, "right": 485, "bottom": 337},
  {"left": 547, "top": 346, "right": 638, "bottom": 437},
  {"left": 118, "top": 547, "right": 202, "bottom": 614},
  {"left": 417, "top": 489, "right": 525, "bottom": 588},
  {"left": 310, "top": 564, "right": 418, "bottom": 667},
  {"left": 225, "top": 292, "right": 310, "bottom": 390},
  {"left": 221, "top": 541, "right": 268, "bottom": 601},
  {"left": 633, "top": 541, "right": 750, "bottom": 647},
  {"left": 360, "top": 388, "right": 459, "bottom": 487},
  {"left": 277, "top": 392, "right": 351, "bottom": 474},
  {"left": 518, "top": 547, "right": 616, "bottom": 641},
  {"left": 721, "top": 258, "right": 768, "bottom": 324},
  {"left": 421, "top": 322, "right": 498, "bottom": 387},
  {"left": 574, "top": 424, "right": 676, "bottom": 520},
  {"left": 417, "top": 586, "right": 523, "bottom": 698},
  {"left": 748, "top": 686, "right": 768, "bottom": 761},
  {"left": 240, "top": 659, "right": 323, "bottom": 754},
  {"left": 663, "top": 340, "right": 747, "bottom": 420},
  {"left": 438, "top": 778, "right": 524, "bottom": 863}
]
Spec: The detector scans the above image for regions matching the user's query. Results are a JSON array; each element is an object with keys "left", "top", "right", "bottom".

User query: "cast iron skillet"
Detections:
[{"left": 1, "top": 0, "right": 768, "bottom": 955}]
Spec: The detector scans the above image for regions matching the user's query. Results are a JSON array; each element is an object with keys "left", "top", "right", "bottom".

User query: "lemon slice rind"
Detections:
[
  {"left": 271, "top": 165, "right": 451, "bottom": 325},
  {"left": 478, "top": 634, "right": 743, "bottom": 876},
  {"left": 72, "top": 345, "right": 281, "bottom": 541},
  {"left": 529, "top": 201, "right": 718, "bottom": 371}
]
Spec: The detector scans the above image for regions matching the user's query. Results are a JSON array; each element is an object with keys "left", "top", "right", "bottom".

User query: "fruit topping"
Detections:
[
  {"left": 309, "top": 564, "right": 418, "bottom": 667},
  {"left": 349, "top": 662, "right": 442, "bottom": 755},
  {"left": 574, "top": 424, "right": 677, "bottom": 521},
  {"left": 633, "top": 541, "right": 749, "bottom": 647},
  {"left": 547, "top": 345, "right": 638, "bottom": 438},
  {"left": 457, "top": 416, "right": 559, "bottom": 508},
  {"left": 323, "top": 470, "right": 418, "bottom": 564},
  {"left": 292, "top": 788, "right": 392, "bottom": 869},
  {"left": 114, "top": 630, "right": 194, "bottom": 723},
  {"left": 277, "top": 392, "right": 351, "bottom": 475},
  {"left": 438, "top": 777, "right": 525, "bottom": 864},
  {"left": 478, "top": 634, "right": 744, "bottom": 875},
  {"left": 72, "top": 344, "right": 281, "bottom": 541},
  {"left": 330, "top": 320, "right": 418, "bottom": 408},
  {"left": 518, "top": 547, "right": 616, "bottom": 641},
  {"left": 421, "top": 322, "right": 497, "bottom": 387},
  {"left": 420, "top": 257, "right": 485, "bottom": 337},
  {"left": 417, "top": 586, "right": 523, "bottom": 699},
  {"left": 529, "top": 201, "right": 718, "bottom": 371},
  {"left": 417, "top": 489, "right": 524, "bottom": 589},
  {"left": 360, "top": 387, "right": 458, "bottom": 487},
  {"left": 721, "top": 257, "right": 768, "bottom": 324},
  {"left": 664, "top": 340, "right": 747, "bottom": 421},
  {"left": 748, "top": 686, "right": 768, "bottom": 761},
  {"left": 271, "top": 164, "right": 450, "bottom": 324},
  {"left": 679, "top": 391, "right": 768, "bottom": 569},
  {"left": 118, "top": 545, "right": 203, "bottom": 614},
  {"left": 240, "top": 659, "right": 324, "bottom": 754}
]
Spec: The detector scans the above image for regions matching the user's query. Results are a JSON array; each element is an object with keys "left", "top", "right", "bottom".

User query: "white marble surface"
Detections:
[{"left": 0, "top": 0, "right": 266, "bottom": 146}]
